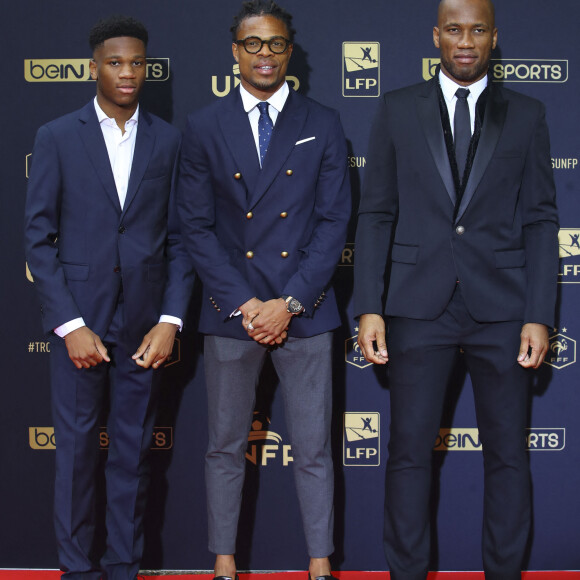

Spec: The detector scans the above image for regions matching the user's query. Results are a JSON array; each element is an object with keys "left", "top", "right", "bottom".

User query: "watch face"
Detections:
[{"left": 287, "top": 297, "right": 302, "bottom": 314}]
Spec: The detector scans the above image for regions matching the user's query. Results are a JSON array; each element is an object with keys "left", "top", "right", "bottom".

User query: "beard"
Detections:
[{"left": 440, "top": 54, "right": 490, "bottom": 84}]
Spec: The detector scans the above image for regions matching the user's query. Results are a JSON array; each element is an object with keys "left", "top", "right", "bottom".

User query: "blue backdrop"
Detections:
[{"left": 1, "top": 0, "right": 579, "bottom": 573}]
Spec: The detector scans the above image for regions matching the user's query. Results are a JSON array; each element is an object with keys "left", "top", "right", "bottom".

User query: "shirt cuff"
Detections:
[
  {"left": 54, "top": 318, "right": 86, "bottom": 338},
  {"left": 159, "top": 314, "right": 183, "bottom": 331}
]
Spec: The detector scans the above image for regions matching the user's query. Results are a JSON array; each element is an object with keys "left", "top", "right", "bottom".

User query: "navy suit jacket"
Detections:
[
  {"left": 178, "top": 86, "right": 351, "bottom": 339},
  {"left": 24, "top": 101, "right": 193, "bottom": 347},
  {"left": 354, "top": 76, "right": 559, "bottom": 327}
]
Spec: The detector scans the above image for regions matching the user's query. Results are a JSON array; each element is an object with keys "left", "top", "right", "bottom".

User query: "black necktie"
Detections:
[
  {"left": 454, "top": 88, "right": 471, "bottom": 181},
  {"left": 257, "top": 101, "right": 273, "bottom": 167}
]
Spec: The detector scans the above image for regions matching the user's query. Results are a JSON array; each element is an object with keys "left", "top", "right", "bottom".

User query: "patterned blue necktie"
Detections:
[{"left": 257, "top": 101, "right": 273, "bottom": 167}]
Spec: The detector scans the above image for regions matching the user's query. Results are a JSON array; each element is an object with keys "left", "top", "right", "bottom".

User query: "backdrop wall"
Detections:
[{"left": 1, "top": 0, "right": 579, "bottom": 573}]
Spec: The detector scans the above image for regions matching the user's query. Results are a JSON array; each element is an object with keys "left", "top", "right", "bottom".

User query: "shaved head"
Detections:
[{"left": 438, "top": 0, "right": 495, "bottom": 27}]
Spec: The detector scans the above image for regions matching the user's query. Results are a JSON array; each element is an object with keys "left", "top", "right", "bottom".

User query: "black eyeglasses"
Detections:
[{"left": 235, "top": 36, "right": 291, "bottom": 54}]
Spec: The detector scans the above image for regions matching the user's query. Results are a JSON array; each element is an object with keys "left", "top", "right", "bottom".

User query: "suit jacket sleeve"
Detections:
[
  {"left": 24, "top": 124, "right": 83, "bottom": 333},
  {"left": 160, "top": 140, "right": 196, "bottom": 321},
  {"left": 354, "top": 95, "right": 397, "bottom": 318},
  {"left": 281, "top": 110, "right": 351, "bottom": 314},
  {"left": 520, "top": 102, "right": 559, "bottom": 327}
]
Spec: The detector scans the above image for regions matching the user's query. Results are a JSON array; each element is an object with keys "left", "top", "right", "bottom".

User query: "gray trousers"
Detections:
[{"left": 204, "top": 332, "right": 335, "bottom": 558}]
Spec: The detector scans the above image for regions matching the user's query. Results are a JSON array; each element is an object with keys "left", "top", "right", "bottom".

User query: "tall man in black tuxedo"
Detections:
[
  {"left": 354, "top": 0, "right": 559, "bottom": 578},
  {"left": 24, "top": 16, "right": 193, "bottom": 579},
  {"left": 178, "top": 2, "right": 350, "bottom": 579}
]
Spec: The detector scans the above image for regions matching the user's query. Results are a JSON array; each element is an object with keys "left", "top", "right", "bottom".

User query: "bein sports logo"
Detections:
[
  {"left": 245, "top": 411, "right": 293, "bottom": 466},
  {"left": 422, "top": 58, "right": 568, "bottom": 83},
  {"left": 343, "top": 412, "right": 380, "bottom": 466},
  {"left": 342, "top": 42, "right": 380, "bottom": 97},
  {"left": 29, "top": 426, "right": 173, "bottom": 450},
  {"left": 24, "top": 58, "right": 170, "bottom": 82},
  {"left": 433, "top": 428, "right": 565, "bottom": 451},
  {"left": 345, "top": 329, "right": 372, "bottom": 369},
  {"left": 545, "top": 329, "right": 576, "bottom": 369}
]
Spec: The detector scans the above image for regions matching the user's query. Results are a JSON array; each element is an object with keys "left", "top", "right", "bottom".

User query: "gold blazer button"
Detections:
[
  {"left": 234, "top": 172, "right": 242, "bottom": 180},
  {"left": 246, "top": 251, "right": 254, "bottom": 259},
  {"left": 280, "top": 211, "right": 288, "bottom": 218},
  {"left": 286, "top": 169, "right": 293, "bottom": 176},
  {"left": 246, "top": 212, "right": 253, "bottom": 219},
  {"left": 281, "top": 251, "right": 289, "bottom": 258}
]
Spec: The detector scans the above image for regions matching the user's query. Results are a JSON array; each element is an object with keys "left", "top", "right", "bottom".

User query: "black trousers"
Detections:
[{"left": 384, "top": 284, "right": 531, "bottom": 580}]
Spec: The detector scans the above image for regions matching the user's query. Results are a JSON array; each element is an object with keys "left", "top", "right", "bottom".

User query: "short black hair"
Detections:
[
  {"left": 89, "top": 15, "right": 148, "bottom": 52},
  {"left": 230, "top": 0, "right": 295, "bottom": 42}
]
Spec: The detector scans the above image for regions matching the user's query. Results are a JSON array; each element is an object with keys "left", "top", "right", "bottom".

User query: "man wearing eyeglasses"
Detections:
[{"left": 178, "top": 1, "right": 350, "bottom": 579}]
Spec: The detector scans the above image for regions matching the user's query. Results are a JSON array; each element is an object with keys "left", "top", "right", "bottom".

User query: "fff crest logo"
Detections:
[
  {"left": 343, "top": 412, "right": 380, "bottom": 466},
  {"left": 345, "top": 328, "right": 372, "bottom": 369},
  {"left": 558, "top": 228, "right": 580, "bottom": 283},
  {"left": 342, "top": 42, "right": 380, "bottom": 97},
  {"left": 545, "top": 328, "right": 576, "bottom": 369}
]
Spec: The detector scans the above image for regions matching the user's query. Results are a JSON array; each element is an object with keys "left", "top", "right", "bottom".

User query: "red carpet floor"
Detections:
[{"left": 2, "top": 572, "right": 579, "bottom": 579}]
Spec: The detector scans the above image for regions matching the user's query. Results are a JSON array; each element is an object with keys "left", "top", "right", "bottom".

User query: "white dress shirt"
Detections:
[
  {"left": 54, "top": 99, "right": 181, "bottom": 337},
  {"left": 438, "top": 70, "right": 488, "bottom": 137}
]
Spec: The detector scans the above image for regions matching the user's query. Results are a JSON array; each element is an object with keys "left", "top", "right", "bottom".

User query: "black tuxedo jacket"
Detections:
[{"left": 354, "top": 76, "right": 559, "bottom": 327}]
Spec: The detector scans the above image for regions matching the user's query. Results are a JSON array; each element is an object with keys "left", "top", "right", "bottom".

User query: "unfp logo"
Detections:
[
  {"left": 342, "top": 42, "right": 380, "bottom": 97},
  {"left": 212, "top": 63, "right": 299, "bottom": 97},
  {"left": 245, "top": 411, "right": 293, "bottom": 466},
  {"left": 422, "top": 58, "right": 568, "bottom": 83},
  {"left": 343, "top": 412, "right": 380, "bottom": 466},
  {"left": 558, "top": 228, "right": 580, "bottom": 283},
  {"left": 345, "top": 328, "right": 372, "bottom": 369},
  {"left": 545, "top": 329, "right": 576, "bottom": 369},
  {"left": 24, "top": 58, "right": 170, "bottom": 82}
]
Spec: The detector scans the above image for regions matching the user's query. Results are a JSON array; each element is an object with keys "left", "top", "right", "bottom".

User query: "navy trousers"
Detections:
[
  {"left": 384, "top": 285, "right": 532, "bottom": 580},
  {"left": 50, "top": 301, "right": 161, "bottom": 580}
]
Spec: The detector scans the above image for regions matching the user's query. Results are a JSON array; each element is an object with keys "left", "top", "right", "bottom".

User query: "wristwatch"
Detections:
[{"left": 281, "top": 295, "right": 303, "bottom": 314}]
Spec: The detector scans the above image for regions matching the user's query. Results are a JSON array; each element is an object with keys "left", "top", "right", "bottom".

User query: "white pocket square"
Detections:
[{"left": 295, "top": 136, "right": 316, "bottom": 145}]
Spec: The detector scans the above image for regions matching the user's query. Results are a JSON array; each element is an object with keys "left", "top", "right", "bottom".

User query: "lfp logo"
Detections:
[
  {"left": 342, "top": 42, "right": 380, "bottom": 97},
  {"left": 343, "top": 412, "right": 380, "bottom": 466}
]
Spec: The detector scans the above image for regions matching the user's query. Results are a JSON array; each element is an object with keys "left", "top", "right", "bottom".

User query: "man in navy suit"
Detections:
[
  {"left": 24, "top": 16, "right": 193, "bottom": 579},
  {"left": 354, "top": 0, "right": 558, "bottom": 578},
  {"left": 178, "top": 2, "right": 350, "bottom": 578}
]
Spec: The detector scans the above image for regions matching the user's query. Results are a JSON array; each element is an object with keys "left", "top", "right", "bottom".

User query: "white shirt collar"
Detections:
[
  {"left": 239, "top": 81, "right": 290, "bottom": 115},
  {"left": 438, "top": 69, "right": 488, "bottom": 103},
  {"left": 93, "top": 96, "right": 139, "bottom": 128}
]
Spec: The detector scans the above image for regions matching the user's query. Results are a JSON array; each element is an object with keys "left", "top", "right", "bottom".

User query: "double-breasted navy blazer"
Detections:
[
  {"left": 24, "top": 101, "right": 193, "bottom": 346},
  {"left": 355, "top": 76, "right": 559, "bottom": 327},
  {"left": 178, "top": 86, "right": 351, "bottom": 339}
]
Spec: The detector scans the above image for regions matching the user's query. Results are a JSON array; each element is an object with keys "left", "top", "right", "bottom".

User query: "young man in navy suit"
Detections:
[
  {"left": 24, "top": 16, "right": 193, "bottom": 579},
  {"left": 354, "top": 0, "right": 559, "bottom": 578},
  {"left": 178, "top": 2, "right": 350, "bottom": 578}
]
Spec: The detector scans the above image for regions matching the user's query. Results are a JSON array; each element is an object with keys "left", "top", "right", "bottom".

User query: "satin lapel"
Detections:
[
  {"left": 248, "top": 90, "right": 308, "bottom": 208},
  {"left": 217, "top": 91, "right": 260, "bottom": 203},
  {"left": 417, "top": 80, "right": 456, "bottom": 207},
  {"left": 123, "top": 110, "right": 155, "bottom": 216},
  {"left": 77, "top": 102, "right": 121, "bottom": 212},
  {"left": 455, "top": 86, "right": 507, "bottom": 223}
]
